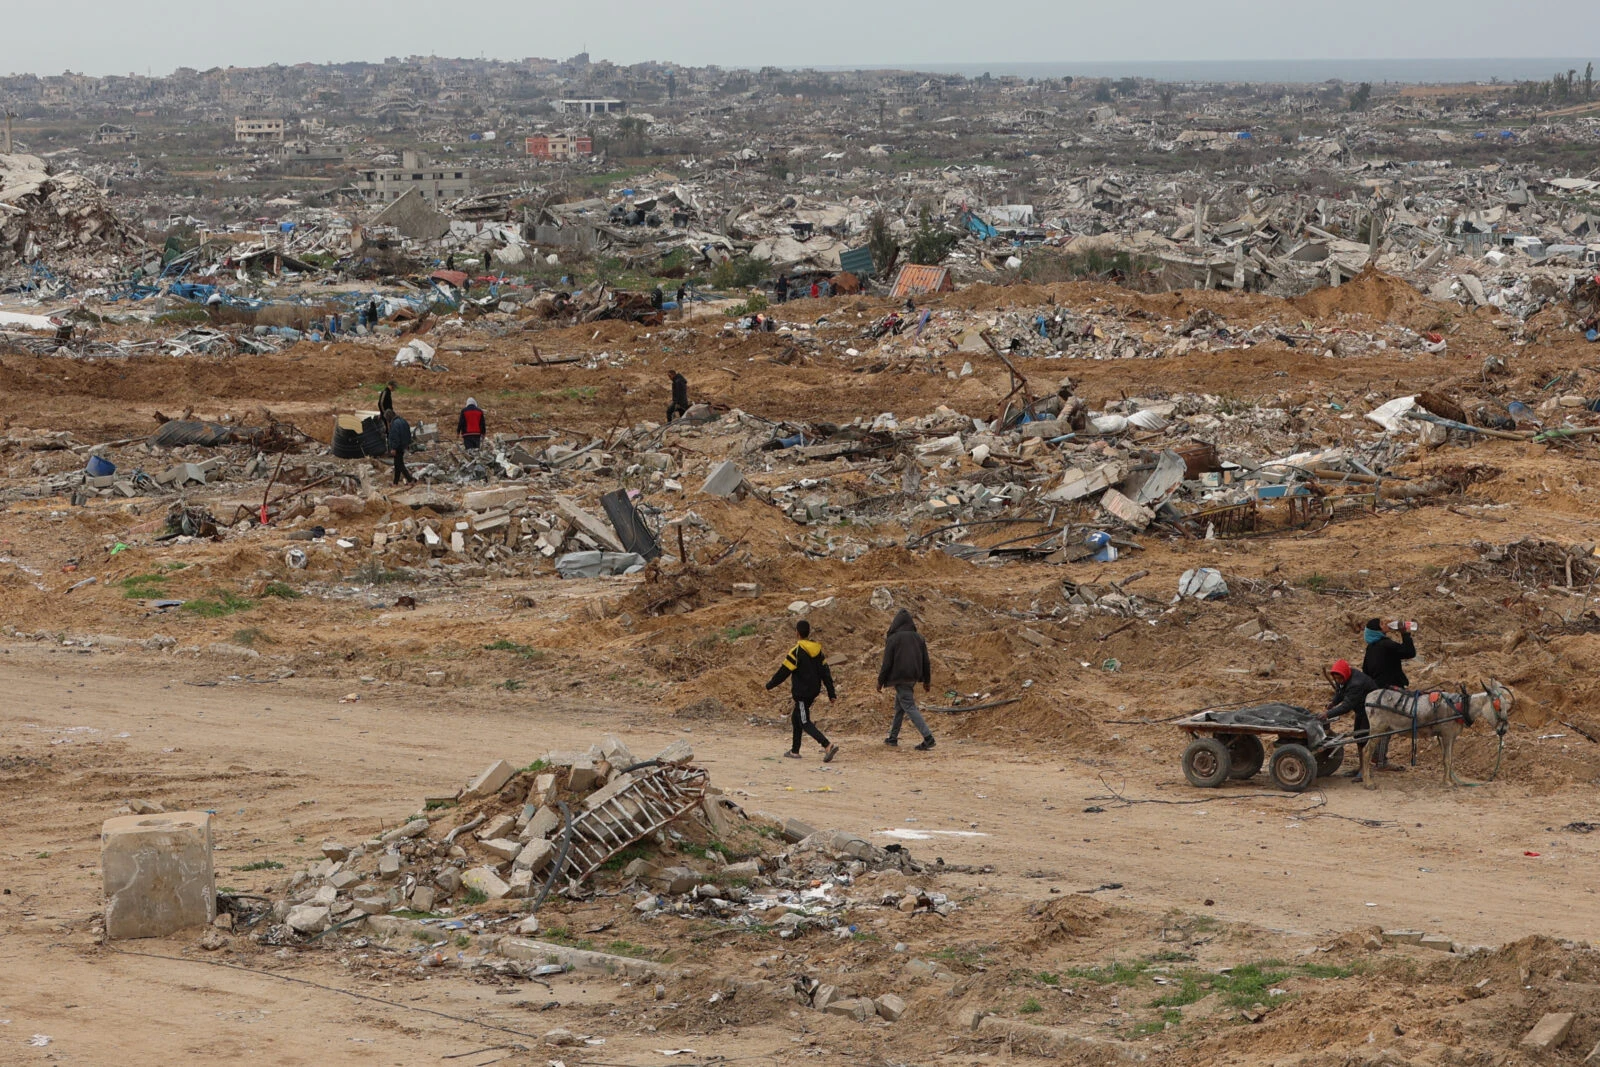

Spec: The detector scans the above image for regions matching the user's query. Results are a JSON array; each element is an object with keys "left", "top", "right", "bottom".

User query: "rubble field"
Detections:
[{"left": 7, "top": 265, "right": 1600, "bottom": 1066}]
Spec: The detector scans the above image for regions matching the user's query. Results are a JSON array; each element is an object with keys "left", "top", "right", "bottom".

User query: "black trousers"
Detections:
[
  {"left": 791, "top": 700, "right": 829, "bottom": 753},
  {"left": 666, "top": 402, "right": 688, "bottom": 422},
  {"left": 393, "top": 447, "right": 415, "bottom": 485},
  {"left": 463, "top": 433, "right": 481, "bottom": 450}
]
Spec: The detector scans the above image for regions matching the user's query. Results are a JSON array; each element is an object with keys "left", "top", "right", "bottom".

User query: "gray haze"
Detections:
[{"left": 8, "top": 0, "right": 1598, "bottom": 78}]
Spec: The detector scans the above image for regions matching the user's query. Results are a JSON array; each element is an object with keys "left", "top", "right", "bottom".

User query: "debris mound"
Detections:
[{"left": 0, "top": 153, "right": 137, "bottom": 268}]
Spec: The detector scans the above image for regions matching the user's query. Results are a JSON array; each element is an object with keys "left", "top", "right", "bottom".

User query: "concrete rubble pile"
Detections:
[{"left": 0, "top": 153, "right": 140, "bottom": 269}]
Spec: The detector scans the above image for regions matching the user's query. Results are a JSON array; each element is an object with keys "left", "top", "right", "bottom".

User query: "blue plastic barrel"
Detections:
[{"left": 86, "top": 455, "right": 115, "bottom": 477}]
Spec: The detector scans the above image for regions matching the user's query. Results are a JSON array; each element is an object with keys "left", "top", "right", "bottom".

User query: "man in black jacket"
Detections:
[
  {"left": 1362, "top": 617, "right": 1416, "bottom": 768},
  {"left": 878, "top": 608, "right": 935, "bottom": 750},
  {"left": 666, "top": 370, "right": 690, "bottom": 422},
  {"left": 765, "top": 620, "right": 839, "bottom": 762},
  {"left": 1322, "top": 659, "right": 1379, "bottom": 777},
  {"left": 387, "top": 410, "right": 417, "bottom": 486}
]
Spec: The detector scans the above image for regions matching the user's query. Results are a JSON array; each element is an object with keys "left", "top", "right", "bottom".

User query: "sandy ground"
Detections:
[{"left": 5, "top": 646, "right": 1600, "bottom": 1064}]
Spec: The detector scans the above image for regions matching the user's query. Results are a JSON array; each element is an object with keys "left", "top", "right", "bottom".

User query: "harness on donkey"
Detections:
[{"left": 1372, "top": 681, "right": 1507, "bottom": 784}]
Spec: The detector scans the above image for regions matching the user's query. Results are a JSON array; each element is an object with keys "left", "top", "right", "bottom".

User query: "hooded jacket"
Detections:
[
  {"left": 878, "top": 609, "right": 931, "bottom": 689},
  {"left": 766, "top": 638, "right": 836, "bottom": 703},
  {"left": 1362, "top": 630, "right": 1415, "bottom": 689},
  {"left": 387, "top": 414, "right": 412, "bottom": 452},
  {"left": 458, "top": 401, "right": 486, "bottom": 437},
  {"left": 1326, "top": 668, "right": 1380, "bottom": 721}
]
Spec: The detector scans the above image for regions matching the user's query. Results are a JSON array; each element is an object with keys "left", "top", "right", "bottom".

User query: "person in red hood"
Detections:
[{"left": 457, "top": 398, "right": 486, "bottom": 450}]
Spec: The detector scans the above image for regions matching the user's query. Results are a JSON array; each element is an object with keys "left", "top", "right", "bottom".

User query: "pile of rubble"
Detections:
[{"left": 0, "top": 153, "right": 139, "bottom": 268}]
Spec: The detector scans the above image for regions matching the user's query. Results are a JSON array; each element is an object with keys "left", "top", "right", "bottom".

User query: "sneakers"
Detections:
[
  {"left": 783, "top": 751, "right": 801, "bottom": 759},
  {"left": 914, "top": 738, "right": 936, "bottom": 751},
  {"left": 823, "top": 744, "right": 840, "bottom": 763},
  {"left": 883, "top": 737, "right": 899, "bottom": 746}
]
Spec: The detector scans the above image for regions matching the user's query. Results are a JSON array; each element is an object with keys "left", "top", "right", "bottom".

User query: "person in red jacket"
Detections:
[{"left": 457, "top": 398, "right": 486, "bottom": 450}]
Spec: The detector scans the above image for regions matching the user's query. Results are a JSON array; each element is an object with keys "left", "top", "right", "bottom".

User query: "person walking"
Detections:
[
  {"left": 878, "top": 608, "right": 935, "bottom": 750},
  {"left": 1321, "top": 659, "right": 1380, "bottom": 777},
  {"left": 457, "top": 397, "right": 486, "bottom": 451},
  {"left": 387, "top": 410, "right": 418, "bottom": 486},
  {"left": 765, "top": 620, "right": 840, "bottom": 762},
  {"left": 666, "top": 369, "right": 690, "bottom": 422}
]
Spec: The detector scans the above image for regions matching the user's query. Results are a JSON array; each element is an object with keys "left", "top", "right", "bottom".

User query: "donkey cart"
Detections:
[{"left": 1175, "top": 704, "right": 1350, "bottom": 793}]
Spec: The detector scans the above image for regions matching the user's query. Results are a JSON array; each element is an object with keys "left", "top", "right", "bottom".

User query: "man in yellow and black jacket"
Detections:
[{"left": 765, "top": 620, "right": 840, "bottom": 762}]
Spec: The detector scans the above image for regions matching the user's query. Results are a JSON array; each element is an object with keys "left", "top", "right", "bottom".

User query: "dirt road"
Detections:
[{"left": 3, "top": 645, "right": 1596, "bottom": 1063}]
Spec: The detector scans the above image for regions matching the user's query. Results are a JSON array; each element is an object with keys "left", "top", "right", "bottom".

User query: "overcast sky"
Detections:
[{"left": 5, "top": 0, "right": 1595, "bottom": 77}]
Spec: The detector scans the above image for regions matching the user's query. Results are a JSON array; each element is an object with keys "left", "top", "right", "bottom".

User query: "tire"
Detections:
[
  {"left": 1182, "top": 737, "right": 1232, "bottom": 788},
  {"left": 1269, "top": 744, "right": 1317, "bottom": 793},
  {"left": 1315, "top": 745, "right": 1345, "bottom": 778},
  {"left": 1224, "top": 735, "right": 1265, "bottom": 779}
]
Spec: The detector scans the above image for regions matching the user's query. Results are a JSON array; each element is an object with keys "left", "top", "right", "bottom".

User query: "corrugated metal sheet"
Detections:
[
  {"left": 838, "top": 245, "right": 875, "bottom": 278},
  {"left": 890, "top": 264, "right": 954, "bottom": 298}
]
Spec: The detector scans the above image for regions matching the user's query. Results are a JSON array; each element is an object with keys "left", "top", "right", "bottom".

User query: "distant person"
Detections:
[
  {"left": 809, "top": 280, "right": 820, "bottom": 299},
  {"left": 457, "top": 397, "right": 486, "bottom": 450},
  {"left": 666, "top": 370, "right": 690, "bottom": 422},
  {"left": 878, "top": 608, "right": 935, "bottom": 750},
  {"left": 651, "top": 285, "right": 664, "bottom": 310},
  {"left": 765, "top": 619, "right": 840, "bottom": 762},
  {"left": 377, "top": 380, "right": 396, "bottom": 431},
  {"left": 1362, "top": 617, "right": 1418, "bottom": 769},
  {"left": 819, "top": 279, "right": 831, "bottom": 298},
  {"left": 775, "top": 274, "right": 790, "bottom": 303},
  {"left": 676, "top": 283, "right": 687, "bottom": 306},
  {"left": 446, "top": 252, "right": 456, "bottom": 271},
  {"left": 387, "top": 409, "right": 418, "bottom": 486},
  {"left": 367, "top": 299, "right": 380, "bottom": 327}
]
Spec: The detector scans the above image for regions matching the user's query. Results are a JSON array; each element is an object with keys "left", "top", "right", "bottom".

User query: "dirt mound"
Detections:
[{"left": 1289, "top": 266, "right": 1438, "bottom": 325}]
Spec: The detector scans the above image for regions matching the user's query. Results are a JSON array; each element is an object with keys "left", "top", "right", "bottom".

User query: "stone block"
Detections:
[
  {"left": 463, "top": 487, "right": 528, "bottom": 511},
  {"left": 101, "top": 811, "right": 216, "bottom": 939},
  {"left": 285, "top": 904, "right": 330, "bottom": 933},
  {"left": 477, "top": 813, "right": 517, "bottom": 841},
  {"left": 1100, "top": 487, "right": 1155, "bottom": 530},
  {"left": 1382, "top": 929, "right": 1424, "bottom": 945},
  {"left": 328, "top": 869, "right": 361, "bottom": 890},
  {"left": 480, "top": 838, "right": 524, "bottom": 862},
  {"left": 381, "top": 818, "right": 430, "bottom": 844},
  {"left": 1523, "top": 1013, "right": 1575, "bottom": 1051},
  {"left": 435, "top": 868, "right": 462, "bottom": 895},
  {"left": 463, "top": 866, "right": 511, "bottom": 900},
  {"left": 582, "top": 772, "right": 637, "bottom": 811},
  {"left": 462, "top": 759, "right": 517, "bottom": 801},
  {"left": 957, "top": 1008, "right": 986, "bottom": 1031},
  {"left": 377, "top": 853, "right": 402, "bottom": 879},
  {"left": 321, "top": 841, "right": 350, "bottom": 861},
  {"left": 875, "top": 993, "right": 907, "bottom": 1022},
  {"left": 655, "top": 739, "right": 694, "bottom": 764},
  {"left": 514, "top": 838, "right": 555, "bottom": 873},
  {"left": 507, "top": 869, "right": 534, "bottom": 896},
  {"left": 351, "top": 894, "right": 392, "bottom": 916},
  {"left": 813, "top": 984, "right": 842, "bottom": 1010},
  {"left": 648, "top": 866, "right": 699, "bottom": 894},
  {"left": 732, "top": 582, "right": 762, "bottom": 598},
  {"left": 1418, "top": 935, "right": 1454, "bottom": 952},
  {"left": 824, "top": 997, "right": 875, "bottom": 1022},
  {"left": 410, "top": 885, "right": 437, "bottom": 912},
  {"left": 527, "top": 773, "right": 559, "bottom": 806},
  {"left": 700, "top": 460, "right": 745, "bottom": 497},
  {"left": 599, "top": 735, "right": 635, "bottom": 767},
  {"left": 781, "top": 817, "right": 817, "bottom": 843},
  {"left": 520, "top": 806, "right": 562, "bottom": 842}
]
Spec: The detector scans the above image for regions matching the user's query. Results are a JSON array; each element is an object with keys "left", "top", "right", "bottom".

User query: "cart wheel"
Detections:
[
  {"left": 1269, "top": 743, "right": 1317, "bottom": 793},
  {"left": 1315, "top": 745, "right": 1345, "bottom": 778},
  {"left": 1182, "top": 737, "right": 1232, "bottom": 788},
  {"left": 1224, "top": 735, "right": 1265, "bottom": 779}
]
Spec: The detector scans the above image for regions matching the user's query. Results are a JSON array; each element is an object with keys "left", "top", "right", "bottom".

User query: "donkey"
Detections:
[{"left": 1359, "top": 680, "right": 1512, "bottom": 790}]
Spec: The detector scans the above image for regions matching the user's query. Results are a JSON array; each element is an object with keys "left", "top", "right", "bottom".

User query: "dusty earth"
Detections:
[{"left": 5, "top": 272, "right": 1600, "bottom": 1064}]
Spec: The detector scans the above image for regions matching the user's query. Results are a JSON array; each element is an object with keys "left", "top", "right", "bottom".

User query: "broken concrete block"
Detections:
[
  {"left": 520, "top": 806, "right": 562, "bottom": 842},
  {"left": 450, "top": 530, "right": 465, "bottom": 553},
  {"left": 700, "top": 460, "right": 746, "bottom": 497},
  {"left": 824, "top": 997, "right": 875, "bottom": 1022},
  {"left": 380, "top": 818, "right": 430, "bottom": 844},
  {"left": 463, "top": 487, "right": 528, "bottom": 511},
  {"left": 377, "top": 853, "right": 402, "bottom": 879},
  {"left": 875, "top": 993, "right": 907, "bottom": 1022},
  {"left": 554, "top": 494, "right": 625, "bottom": 552},
  {"left": 328, "top": 869, "right": 361, "bottom": 891},
  {"left": 507, "top": 869, "right": 534, "bottom": 896},
  {"left": 351, "top": 893, "right": 393, "bottom": 916},
  {"left": 813, "top": 984, "right": 842, "bottom": 1010},
  {"left": 731, "top": 582, "right": 761, "bottom": 598},
  {"left": 1382, "top": 930, "right": 1424, "bottom": 945},
  {"left": 527, "top": 773, "right": 559, "bottom": 806},
  {"left": 462, "top": 866, "right": 511, "bottom": 900},
  {"left": 655, "top": 739, "right": 694, "bottom": 764},
  {"left": 285, "top": 904, "right": 331, "bottom": 933},
  {"left": 1522, "top": 1013, "right": 1575, "bottom": 1051},
  {"left": 567, "top": 757, "right": 599, "bottom": 793},
  {"left": 435, "top": 868, "right": 462, "bottom": 895},
  {"left": 514, "top": 838, "right": 555, "bottom": 873},
  {"left": 320, "top": 841, "right": 350, "bottom": 861},
  {"left": 957, "top": 1007, "right": 986, "bottom": 1031},
  {"left": 1418, "top": 935, "right": 1454, "bottom": 952},
  {"left": 410, "top": 885, "right": 437, "bottom": 912},
  {"left": 101, "top": 811, "right": 216, "bottom": 939},
  {"left": 480, "top": 838, "right": 524, "bottom": 863},
  {"left": 700, "top": 795, "right": 745, "bottom": 838},
  {"left": 462, "top": 759, "right": 517, "bottom": 801},
  {"left": 477, "top": 813, "right": 517, "bottom": 841},
  {"left": 599, "top": 735, "right": 635, "bottom": 767},
  {"left": 648, "top": 866, "right": 699, "bottom": 894}
]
